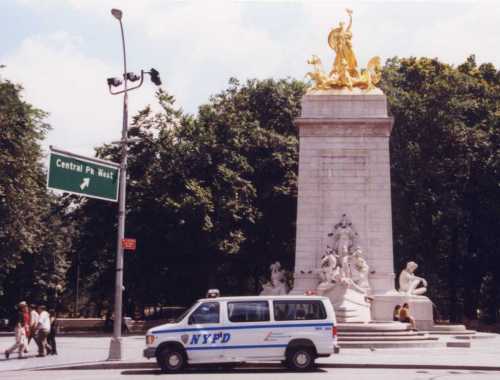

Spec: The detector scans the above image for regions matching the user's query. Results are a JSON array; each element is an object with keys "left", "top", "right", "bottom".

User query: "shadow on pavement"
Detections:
[
  {"left": 39, "top": 361, "right": 326, "bottom": 374},
  {"left": 36, "top": 361, "right": 500, "bottom": 373},
  {"left": 121, "top": 367, "right": 327, "bottom": 376}
]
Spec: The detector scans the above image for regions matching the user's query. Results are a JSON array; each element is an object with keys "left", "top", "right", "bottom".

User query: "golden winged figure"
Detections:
[{"left": 306, "top": 9, "right": 381, "bottom": 92}]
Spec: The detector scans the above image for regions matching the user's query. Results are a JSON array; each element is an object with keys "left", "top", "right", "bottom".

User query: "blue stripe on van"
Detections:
[
  {"left": 186, "top": 344, "right": 288, "bottom": 351},
  {"left": 152, "top": 322, "right": 333, "bottom": 335}
]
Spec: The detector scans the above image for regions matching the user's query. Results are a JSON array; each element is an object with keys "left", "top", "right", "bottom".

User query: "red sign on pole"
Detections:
[{"left": 122, "top": 238, "right": 136, "bottom": 251}]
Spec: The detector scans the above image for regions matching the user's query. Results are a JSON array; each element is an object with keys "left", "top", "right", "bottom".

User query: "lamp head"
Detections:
[
  {"left": 111, "top": 8, "right": 123, "bottom": 20},
  {"left": 107, "top": 77, "right": 123, "bottom": 87},
  {"left": 149, "top": 68, "right": 162, "bottom": 86},
  {"left": 126, "top": 72, "right": 141, "bottom": 82}
]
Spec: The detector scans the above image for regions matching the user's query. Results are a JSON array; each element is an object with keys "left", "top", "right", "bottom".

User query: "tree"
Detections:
[
  {"left": 0, "top": 74, "right": 73, "bottom": 313},
  {"left": 381, "top": 56, "right": 500, "bottom": 322},
  {"left": 69, "top": 79, "right": 305, "bottom": 312}
]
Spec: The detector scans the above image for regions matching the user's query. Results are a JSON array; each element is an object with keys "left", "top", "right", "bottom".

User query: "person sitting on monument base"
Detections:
[
  {"left": 393, "top": 305, "right": 401, "bottom": 322},
  {"left": 399, "top": 261, "right": 428, "bottom": 296},
  {"left": 399, "top": 303, "right": 417, "bottom": 331}
]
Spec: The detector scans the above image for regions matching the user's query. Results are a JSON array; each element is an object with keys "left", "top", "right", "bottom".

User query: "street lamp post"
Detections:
[{"left": 107, "top": 8, "right": 161, "bottom": 361}]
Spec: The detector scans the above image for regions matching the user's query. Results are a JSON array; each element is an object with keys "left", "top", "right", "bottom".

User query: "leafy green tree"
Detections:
[
  {"left": 381, "top": 56, "right": 500, "bottom": 322},
  {"left": 69, "top": 79, "right": 305, "bottom": 312},
  {"left": 0, "top": 75, "right": 73, "bottom": 313}
]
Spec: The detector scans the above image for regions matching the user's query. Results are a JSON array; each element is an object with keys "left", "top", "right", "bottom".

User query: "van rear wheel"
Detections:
[
  {"left": 157, "top": 347, "right": 186, "bottom": 373},
  {"left": 285, "top": 347, "right": 315, "bottom": 371}
]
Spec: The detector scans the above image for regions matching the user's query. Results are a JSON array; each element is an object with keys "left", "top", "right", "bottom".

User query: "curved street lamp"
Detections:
[{"left": 107, "top": 8, "right": 162, "bottom": 361}]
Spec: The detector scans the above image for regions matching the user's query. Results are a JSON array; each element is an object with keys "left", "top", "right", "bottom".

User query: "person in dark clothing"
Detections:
[
  {"left": 47, "top": 309, "right": 58, "bottom": 355},
  {"left": 393, "top": 305, "right": 401, "bottom": 321},
  {"left": 104, "top": 310, "right": 113, "bottom": 333}
]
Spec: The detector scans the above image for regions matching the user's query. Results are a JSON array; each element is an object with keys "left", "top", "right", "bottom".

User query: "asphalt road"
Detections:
[
  {"left": 2, "top": 335, "right": 500, "bottom": 379},
  {"left": 3, "top": 365, "right": 500, "bottom": 380}
]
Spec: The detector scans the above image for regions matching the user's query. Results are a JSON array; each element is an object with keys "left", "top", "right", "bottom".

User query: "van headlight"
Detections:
[{"left": 146, "top": 335, "right": 156, "bottom": 346}]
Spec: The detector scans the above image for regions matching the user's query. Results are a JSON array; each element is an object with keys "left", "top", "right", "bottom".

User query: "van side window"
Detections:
[
  {"left": 273, "top": 300, "right": 326, "bottom": 321},
  {"left": 188, "top": 302, "right": 220, "bottom": 324},
  {"left": 227, "top": 301, "right": 270, "bottom": 323}
]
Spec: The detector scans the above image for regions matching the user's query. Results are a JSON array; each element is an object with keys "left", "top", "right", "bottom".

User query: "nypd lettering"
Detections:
[{"left": 188, "top": 332, "right": 231, "bottom": 345}]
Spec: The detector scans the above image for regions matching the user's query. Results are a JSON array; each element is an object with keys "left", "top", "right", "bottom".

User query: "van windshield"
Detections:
[{"left": 174, "top": 303, "right": 197, "bottom": 323}]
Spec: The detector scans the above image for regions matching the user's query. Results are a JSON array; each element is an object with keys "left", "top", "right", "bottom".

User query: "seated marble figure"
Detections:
[{"left": 398, "top": 261, "right": 427, "bottom": 296}]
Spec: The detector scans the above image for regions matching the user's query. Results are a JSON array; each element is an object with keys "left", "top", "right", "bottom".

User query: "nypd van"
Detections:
[{"left": 143, "top": 295, "right": 338, "bottom": 372}]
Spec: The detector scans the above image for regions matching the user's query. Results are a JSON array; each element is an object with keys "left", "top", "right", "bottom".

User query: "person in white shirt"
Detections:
[
  {"left": 28, "top": 304, "right": 39, "bottom": 347},
  {"left": 34, "top": 305, "right": 51, "bottom": 357}
]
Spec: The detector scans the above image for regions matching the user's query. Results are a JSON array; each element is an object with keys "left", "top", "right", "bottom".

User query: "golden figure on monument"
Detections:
[
  {"left": 306, "top": 9, "right": 382, "bottom": 92},
  {"left": 328, "top": 8, "right": 359, "bottom": 79}
]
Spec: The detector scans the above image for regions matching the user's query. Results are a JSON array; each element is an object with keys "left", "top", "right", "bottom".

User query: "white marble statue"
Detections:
[
  {"left": 260, "top": 261, "right": 288, "bottom": 295},
  {"left": 328, "top": 214, "right": 358, "bottom": 260},
  {"left": 317, "top": 215, "right": 372, "bottom": 322},
  {"left": 346, "top": 249, "right": 371, "bottom": 292},
  {"left": 318, "top": 254, "right": 342, "bottom": 285},
  {"left": 398, "top": 261, "right": 428, "bottom": 296}
]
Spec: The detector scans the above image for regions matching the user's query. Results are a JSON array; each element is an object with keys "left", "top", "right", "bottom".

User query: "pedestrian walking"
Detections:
[
  {"left": 34, "top": 305, "right": 51, "bottom": 357},
  {"left": 28, "top": 304, "right": 39, "bottom": 346},
  {"left": 4, "top": 301, "right": 28, "bottom": 359},
  {"left": 47, "top": 310, "right": 58, "bottom": 355},
  {"left": 21, "top": 302, "right": 30, "bottom": 353}
]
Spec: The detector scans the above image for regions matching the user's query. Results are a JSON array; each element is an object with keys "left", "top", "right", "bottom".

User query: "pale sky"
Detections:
[{"left": 1, "top": 0, "right": 499, "bottom": 156}]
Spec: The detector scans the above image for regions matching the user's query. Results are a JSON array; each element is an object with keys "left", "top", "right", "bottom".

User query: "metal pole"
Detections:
[
  {"left": 75, "top": 252, "right": 80, "bottom": 316},
  {"left": 108, "top": 16, "right": 128, "bottom": 361}
]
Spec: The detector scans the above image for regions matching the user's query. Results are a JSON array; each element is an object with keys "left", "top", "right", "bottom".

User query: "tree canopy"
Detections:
[
  {"left": 0, "top": 56, "right": 498, "bottom": 324},
  {"left": 382, "top": 56, "right": 500, "bottom": 322},
  {"left": 0, "top": 76, "right": 73, "bottom": 314}
]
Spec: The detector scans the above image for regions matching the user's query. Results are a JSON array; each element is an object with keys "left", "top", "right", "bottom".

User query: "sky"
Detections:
[{"left": 1, "top": 0, "right": 499, "bottom": 157}]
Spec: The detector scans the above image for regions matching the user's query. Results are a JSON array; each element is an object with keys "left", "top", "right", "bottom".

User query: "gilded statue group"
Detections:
[{"left": 307, "top": 9, "right": 381, "bottom": 91}]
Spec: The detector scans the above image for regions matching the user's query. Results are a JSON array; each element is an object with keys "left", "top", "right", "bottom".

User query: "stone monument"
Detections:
[{"left": 290, "top": 9, "right": 434, "bottom": 328}]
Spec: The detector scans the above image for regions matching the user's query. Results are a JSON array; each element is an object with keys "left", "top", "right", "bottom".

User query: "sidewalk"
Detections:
[
  {"left": 0, "top": 335, "right": 146, "bottom": 373},
  {"left": 1, "top": 335, "right": 500, "bottom": 373}
]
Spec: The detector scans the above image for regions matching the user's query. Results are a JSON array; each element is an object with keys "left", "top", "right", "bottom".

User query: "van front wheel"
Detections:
[
  {"left": 157, "top": 347, "right": 186, "bottom": 373},
  {"left": 285, "top": 347, "right": 315, "bottom": 371}
]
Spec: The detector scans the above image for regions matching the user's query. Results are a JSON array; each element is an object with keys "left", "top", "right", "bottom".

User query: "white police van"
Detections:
[{"left": 144, "top": 295, "right": 338, "bottom": 372}]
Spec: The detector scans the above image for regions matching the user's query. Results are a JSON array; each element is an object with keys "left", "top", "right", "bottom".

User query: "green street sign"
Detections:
[{"left": 47, "top": 148, "right": 120, "bottom": 202}]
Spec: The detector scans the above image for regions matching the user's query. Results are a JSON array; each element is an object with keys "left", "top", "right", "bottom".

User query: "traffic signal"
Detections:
[{"left": 149, "top": 68, "right": 161, "bottom": 86}]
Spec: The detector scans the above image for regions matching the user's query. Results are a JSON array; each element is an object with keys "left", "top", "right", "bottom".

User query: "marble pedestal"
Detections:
[
  {"left": 292, "top": 93, "right": 394, "bottom": 295},
  {"left": 371, "top": 292, "right": 434, "bottom": 330},
  {"left": 318, "top": 283, "right": 371, "bottom": 322}
]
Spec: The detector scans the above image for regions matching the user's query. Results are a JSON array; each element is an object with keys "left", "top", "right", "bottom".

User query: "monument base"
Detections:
[
  {"left": 290, "top": 272, "right": 318, "bottom": 295},
  {"left": 318, "top": 283, "right": 371, "bottom": 323},
  {"left": 371, "top": 292, "right": 434, "bottom": 330}
]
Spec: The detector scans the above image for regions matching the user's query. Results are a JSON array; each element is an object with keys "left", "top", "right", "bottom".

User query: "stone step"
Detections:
[
  {"left": 339, "top": 335, "right": 438, "bottom": 342},
  {"left": 454, "top": 333, "right": 498, "bottom": 340},
  {"left": 337, "top": 318, "right": 373, "bottom": 323},
  {"left": 429, "top": 324, "right": 467, "bottom": 332},
  {"left": 337, "top": 322, "right": 411, "bottom": 332},
  {"left": 429, "top": 330, "right": 476, "bottom": 336},
  {"left": 338, "top": 331, "right": 425, "bottom": 337},
  {"left": 446, "top": 341, "right": 471, "bottom": 348},
  {"left": 339, "top": 340, "right": 444, "bottom": 349}
]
